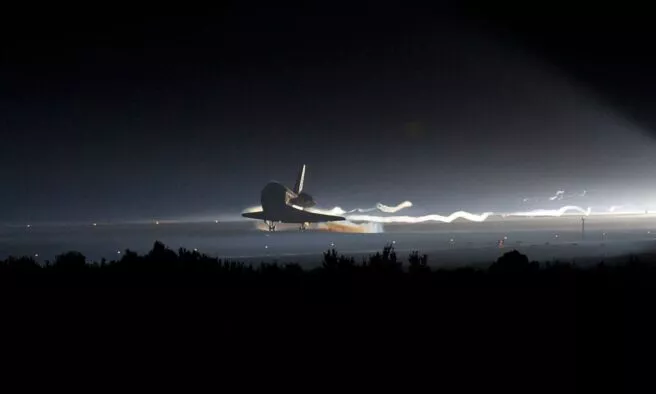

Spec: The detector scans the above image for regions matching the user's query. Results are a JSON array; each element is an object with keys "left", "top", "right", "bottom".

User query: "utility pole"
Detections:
[{"left": 581, "top": 217, "right": 586, "bottom": 240}]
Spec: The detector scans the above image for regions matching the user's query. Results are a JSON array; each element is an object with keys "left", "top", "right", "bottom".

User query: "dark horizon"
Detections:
[{"left": 3, "top": 2, "right": 656, "bottom": 222}]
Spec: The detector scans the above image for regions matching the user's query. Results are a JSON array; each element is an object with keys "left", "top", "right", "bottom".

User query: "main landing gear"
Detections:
[
  {"left": 264, "top": 221, "right": 309, "bottom": 231},
  {"left": 265, "top": 220, "right": 277, "bottom": 232}
]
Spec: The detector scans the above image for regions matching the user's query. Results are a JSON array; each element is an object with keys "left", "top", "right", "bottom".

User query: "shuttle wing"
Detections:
[
  {"left": 241, "top": 206, "right": 345, "bottom": 223},
  {"left": 281, "top": 206, "right": 345, "bottom": 223},
  {"left": 241, "top": 211, "right": 267, "bottom": 220}
]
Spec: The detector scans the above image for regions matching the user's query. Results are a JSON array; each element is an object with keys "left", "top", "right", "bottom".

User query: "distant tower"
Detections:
[{"left": 581, "top": 217, "right": 586, "bottom": 240}]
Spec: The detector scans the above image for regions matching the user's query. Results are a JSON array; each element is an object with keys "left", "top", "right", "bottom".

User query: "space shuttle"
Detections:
[{"left": 241, "top": 165, "right": 345, "bottom": 231}]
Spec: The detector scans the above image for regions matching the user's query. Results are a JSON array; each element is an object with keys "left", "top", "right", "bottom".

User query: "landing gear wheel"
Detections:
[{"left": 265, "top": 221, "right": 277, "bottom": 232}]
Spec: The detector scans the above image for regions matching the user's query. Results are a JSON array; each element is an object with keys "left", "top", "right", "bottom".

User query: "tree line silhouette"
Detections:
[{"left": 1, "top": 240, "right": 655, "bottom": 286}]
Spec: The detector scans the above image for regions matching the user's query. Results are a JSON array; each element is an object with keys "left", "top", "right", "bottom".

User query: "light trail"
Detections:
[
  {"left": 507, "top": 205, "right": 591, "bottom": 217},
  {"left": 307, "top": 201, "right": 413, "bottom": 215},
  {"left": 346, "top": 211, "right": 493, "bottom": 223},
  {"left": 549, "top": 190, "right": 565, "bottom": 201}
]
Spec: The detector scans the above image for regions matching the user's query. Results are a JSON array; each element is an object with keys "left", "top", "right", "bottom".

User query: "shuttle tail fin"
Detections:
[{"left": 293, "top": 164, "right": 306, "bottom": 194}]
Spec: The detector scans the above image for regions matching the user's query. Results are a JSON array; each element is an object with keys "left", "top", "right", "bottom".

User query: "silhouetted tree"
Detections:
[
  {"left": 489, "top": 250, "right": 538, "bottom": 274},
  {"left": 366, "top": 243, "right": 401, "bottom": 273},
  {"left": 408, "top": 251, "right": 429, "bottom": 274},
  {"left": 0, "top": 256, "right": 40, "bottom": 273},
  {"left": 147, "top": 241, "right": 179, "bottom": 269},
  {"left": 52, "top": 251, "right": 87, "bottom": 271},
  {"left": 322, "top": 249, "right": 356, "bottom": 272}
]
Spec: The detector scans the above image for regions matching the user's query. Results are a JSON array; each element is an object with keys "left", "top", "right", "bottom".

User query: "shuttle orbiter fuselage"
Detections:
[{"left": 242, "top": 165, "right": 345, "bottom": 231}]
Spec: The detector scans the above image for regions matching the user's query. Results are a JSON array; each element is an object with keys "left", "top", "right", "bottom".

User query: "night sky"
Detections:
[{"left": 2, "top": 2, "right": 656, "bottom": 222}]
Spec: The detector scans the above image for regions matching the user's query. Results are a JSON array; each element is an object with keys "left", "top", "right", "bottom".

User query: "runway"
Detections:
[{"left": 2, "top": 214, "right": 655, "bottom": 267}]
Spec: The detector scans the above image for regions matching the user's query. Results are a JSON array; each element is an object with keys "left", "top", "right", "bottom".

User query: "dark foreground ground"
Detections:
[{"left": 2, "top": 242, "right": 653, "bottom": 392}]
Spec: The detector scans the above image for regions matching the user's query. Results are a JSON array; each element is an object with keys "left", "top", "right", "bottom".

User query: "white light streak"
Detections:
[
  {"left": 347, "top": 211, "right": 492, "bottom": 223},
  {"left": 364, "top": 201, "right": 413, "bottom": 213},
  {"left": 308, "top": 201, "right": 413, "bottom": 216},
  {"left": 508, "top": 205, "right": 591, "bottom": 217},
  {"left": 549, "top": 190, "right": 565, "bottom": 201}
]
